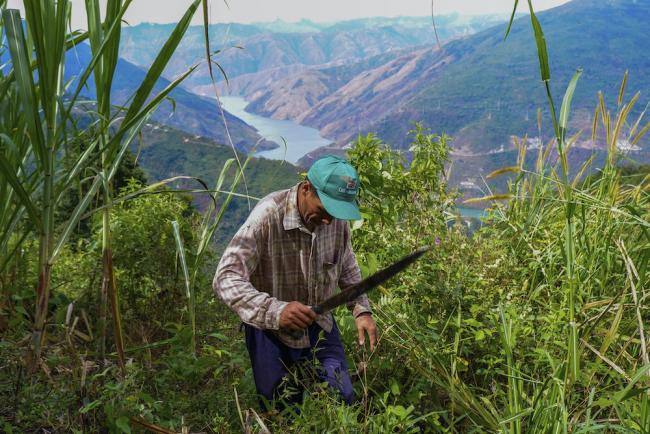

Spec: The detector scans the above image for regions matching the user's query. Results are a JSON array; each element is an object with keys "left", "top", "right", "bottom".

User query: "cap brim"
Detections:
[{"left": 317, "top": 190, "right": 361, "bottom": 220}]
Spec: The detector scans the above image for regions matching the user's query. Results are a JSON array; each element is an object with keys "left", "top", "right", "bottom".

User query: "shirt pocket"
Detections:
[{"left": 320, "top": 261, "right": 339, "bottom": 301}]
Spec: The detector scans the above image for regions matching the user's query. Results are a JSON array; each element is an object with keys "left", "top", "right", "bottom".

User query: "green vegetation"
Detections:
[
  {"left": 1, "top": 0, "right": 649, "bottom": 433},
  {"left": 3, "top": 112, "right": 647, "bottom": 432}
]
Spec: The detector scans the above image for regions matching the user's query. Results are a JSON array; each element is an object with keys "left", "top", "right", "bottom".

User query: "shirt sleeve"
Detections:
[
  {"left": 213, "top": 218, "right": 287, "bottom": 330},
  {"left": 338, "top": 224, "right": 372, "bottom": 318}
]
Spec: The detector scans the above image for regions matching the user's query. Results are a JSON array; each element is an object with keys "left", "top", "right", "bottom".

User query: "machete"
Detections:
[
  {"left": 287, "top": 246, "right": 430, "bottom": 337},
  {"left": 311, "top": 245, "right": 431, "bottom": 315}
]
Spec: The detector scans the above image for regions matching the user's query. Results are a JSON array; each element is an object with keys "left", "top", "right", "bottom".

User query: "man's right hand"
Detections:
[{"left": 279, "top": 301, "right": 317, "bottom": 330}]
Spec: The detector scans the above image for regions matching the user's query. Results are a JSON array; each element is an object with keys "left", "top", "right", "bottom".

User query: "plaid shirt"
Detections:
[{"left": 213, "top": 183, "right": 371, "bottom": 348}]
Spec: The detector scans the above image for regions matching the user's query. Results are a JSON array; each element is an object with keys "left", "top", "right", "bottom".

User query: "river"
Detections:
[
  {"left": 219, "top": 95, "right": 485, "bottom": 219},
  {"left": 219, "top": 96, "right": 332, "bottom": 164}
]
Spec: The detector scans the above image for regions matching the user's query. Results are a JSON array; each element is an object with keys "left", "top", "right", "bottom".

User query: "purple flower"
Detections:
[{"left": 435, "top": 237, "right": 441, "bottom": 246}]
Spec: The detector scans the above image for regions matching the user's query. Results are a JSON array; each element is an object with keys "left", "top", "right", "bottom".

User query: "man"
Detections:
[{"left": 213, "top": 155, "right": 377, "bottom": 408}]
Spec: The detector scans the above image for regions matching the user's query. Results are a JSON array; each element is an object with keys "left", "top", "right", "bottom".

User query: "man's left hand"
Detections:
[{"left": 355, "top": 313, "right": 377, "bottom": 351}]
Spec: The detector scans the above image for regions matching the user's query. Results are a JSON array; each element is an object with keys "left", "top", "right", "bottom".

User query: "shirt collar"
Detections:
[{"left": 283, "top": 184, "right": 304, "bottom": 231}]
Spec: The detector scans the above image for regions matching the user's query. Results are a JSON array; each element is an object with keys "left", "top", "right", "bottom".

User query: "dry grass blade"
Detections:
[
  {"left": 581, "top": 338, "right": 630, "bottom": 381},
  {"left": 617, "top": 240, "right": 648, "bottom": 366},
  {"left": 130, "top": 417, "right": 176, "bottom": 434},
  {"left": 430, "top": 0, "right": 441, "bottom": 49},
  {"left": 463, "top": 194, "right": 513, "bottom": 204}
]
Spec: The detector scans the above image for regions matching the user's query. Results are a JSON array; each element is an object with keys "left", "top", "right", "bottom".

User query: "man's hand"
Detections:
[
  {"left": 355, "top": 313, "right": 378, "bottom": 351},
  {"left": 279, "top": 301, "right": 317, "bottom": 330}
]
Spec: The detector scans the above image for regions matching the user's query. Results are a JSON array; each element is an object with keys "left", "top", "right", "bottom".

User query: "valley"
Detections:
[{"left": 78, "top": 2, "right": 650, "bottom": 195}]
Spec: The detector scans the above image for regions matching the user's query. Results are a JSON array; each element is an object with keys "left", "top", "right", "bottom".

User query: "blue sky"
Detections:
[{"left": 8, "top": 0, "right": 572, "bottom": 29}]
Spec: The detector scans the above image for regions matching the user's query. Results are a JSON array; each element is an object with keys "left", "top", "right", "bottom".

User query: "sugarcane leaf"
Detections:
[
  {"left": 51, "top": 113, "right": 149, "bottom": 262},
  {"left": 171, "top": 221, "right": 191, "bottom": 300},
  {"left": 171, "top": 220, "right": 195, "bottom": 352},
  {"left": 51, "top": 174, "right": 103, "bottom": 262},
  {"left": 55, "top": 135, "right": 100, "bottom": 203},
  {"left": 107, "top": 65, "right": 196, "bottom": 174},
  {"left": 3, "top": 8, "right": 45, "bottom": 164},
  {"left": 102, "top": 0, "right": 123, "bottom": 93},
  {"left": 0, "top": 151, "right": 41, "bottom": 229},
  {"left": 202, "top": 0, "right": 214, "bottom": 81},
  {"left": 122, "top": 0, "right": 201, "bottom": 125},
  {"left": 215, "top": 158, "right": 236, "bottom": 192},
  {"left": 0, "top": 217, "right": 30, "bottom": 274},
  {"left": 64, "top": 0, "right": 132, "bottom": 115},
  {"left": 504, "top": 0, "right": 519, "bottom": 40}
]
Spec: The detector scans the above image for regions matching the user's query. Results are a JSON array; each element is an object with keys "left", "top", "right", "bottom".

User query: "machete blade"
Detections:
[{"left": 312, "top": 245, "right": 431, "bottom": 315}]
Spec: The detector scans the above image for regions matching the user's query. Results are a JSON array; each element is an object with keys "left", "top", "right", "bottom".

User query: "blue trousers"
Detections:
[{"left": 244, "top": 320, "right": 354, "bottom": 409}]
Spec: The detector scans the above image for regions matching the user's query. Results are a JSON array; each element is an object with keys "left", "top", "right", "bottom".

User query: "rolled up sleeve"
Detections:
[{"left": 213, "top": 221, "right": 287, "bottom": 330}]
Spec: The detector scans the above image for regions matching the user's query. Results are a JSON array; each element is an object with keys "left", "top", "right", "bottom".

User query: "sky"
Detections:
[{"left": 7, "top": 0, "right": 572, "bottom": 29}]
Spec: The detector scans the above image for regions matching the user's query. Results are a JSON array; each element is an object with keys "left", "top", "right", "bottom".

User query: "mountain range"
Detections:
[
  {"left": 58, "top": 14, "right": 506, "bottom": 160},
  {"left": 119, "top": 14, "right": 506, "bottom": 90},
  {"left": 70, "top": 1, "right": 650, "bottom": 197},
  {"left": 225, "top": 0, "right": 650, "bottom": 166}
]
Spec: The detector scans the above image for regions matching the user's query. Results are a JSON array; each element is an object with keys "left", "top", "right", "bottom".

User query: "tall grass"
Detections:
[
  {"left": 473, "top": 76, "right": 649, "bottom": 433},
  {"left": 365, "top": 2, "right": 650, "bottom": 431},
  {"left": 477, "top": 0, "right": 650, "bottom": 426},
  {"left": 0, "top": 0, "right": 202, "bottom": 370},
  {"left": 171, "top": 154, "right": 254, "bottom": 353},
  {"left": 374, "top": 79, "right": 649, "bottom": 431}
]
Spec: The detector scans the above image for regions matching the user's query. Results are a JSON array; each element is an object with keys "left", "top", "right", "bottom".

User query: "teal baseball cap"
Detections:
[{"left": 307, "top": 155, "right": 361, "bottom": 220}]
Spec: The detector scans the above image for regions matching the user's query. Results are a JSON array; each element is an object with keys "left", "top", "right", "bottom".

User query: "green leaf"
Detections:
[
  {"left": 614, "top": 364, "right": 650, "bottom": 403},
  {"left": 202, "top": 0, "right": 213, "bottom": 81},
  {"left": 527, "top": 0, "right": 550, "bottom": 82},
  {"left": 65, "top": 0, "right": 132, "bottom": 114},
  {"left": 464, "top": 318, "right": 482, "bottom": 327},
  {"left": 559, "top": 69, "right": 583, "bottom": 144},
  {"left": 114, "top": 416, "right": 131, "bottom": 434},
  {"left": 2, "top": 9, "right": 45, "bottom": 164},
  {"left": 122, "top": 0, "right": 201, "bottom": 125},
  {"left": 51, "top": 114, "right": 150, "bottom": 262},
  {"left": 390, "top": 378, "right": 401, "bottom": 396},
  {"left": 79, "top": 399, "right": 103, "bottom": 414},
  {"left": 109, "top": 65, "right": 197, "bottom": 151},
  {"left": 504, "top": 0, "right": 519, "bottom": 40},
  {"left": 0, "top": 151, "right": 42, "bottom": 229}
]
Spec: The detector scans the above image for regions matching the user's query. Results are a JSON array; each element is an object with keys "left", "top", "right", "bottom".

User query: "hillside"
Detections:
[
  {"left": 214, "top": 48, "right": 413, "bottom": 120},
  {"left": 292, "top": 0, "right": 650, "bottom": 161},
  {"left": 64, "top": 43, "right": 275, "bottom": 153},
  {"left": 133, "top": 123, "right": 301, "bottom": 248}
]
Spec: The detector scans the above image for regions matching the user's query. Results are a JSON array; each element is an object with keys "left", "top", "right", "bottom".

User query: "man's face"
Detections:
[{"left": 298, "top": 182, "right": 334, "bottom": 229}]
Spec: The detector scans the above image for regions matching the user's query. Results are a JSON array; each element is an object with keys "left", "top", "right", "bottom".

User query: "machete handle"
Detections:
[{"left": 286, "top": 305, "right": 320, "bottom": 339}]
